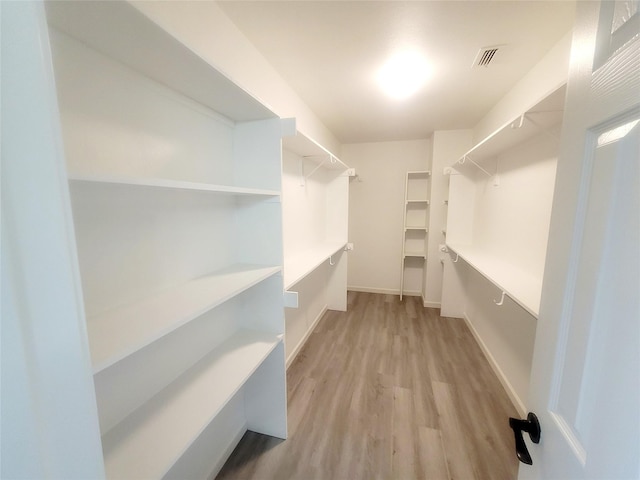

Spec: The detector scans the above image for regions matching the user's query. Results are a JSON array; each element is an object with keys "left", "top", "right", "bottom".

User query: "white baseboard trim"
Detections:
[
  {"left": 423, "top": 300, "right": 441, "bottom": 309},
  {"left": 286, "top": 305, "right": 328, "bottom": 370},
  {"left": 463, "top": 313, "right": 527, "bottom": 417},
  {"left": 347, "top": 285, "right": 398, "bottom": 295}
]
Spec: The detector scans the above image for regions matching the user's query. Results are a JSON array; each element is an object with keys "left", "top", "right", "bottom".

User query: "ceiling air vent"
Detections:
[{"left": 472, "top": 45, "right": 505, "bottom": 69}]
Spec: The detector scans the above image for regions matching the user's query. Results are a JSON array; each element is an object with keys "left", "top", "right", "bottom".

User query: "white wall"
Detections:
[
  {"left": 473, "top": 31, "right": 572, "bottom": 144},
  {"left": 425, "top": 130, "right": 473, "bottom": 308},
  {"left": 131, "top": 0, "right": 341, "bottom": 156},
  {"left": 342, "top": 140, "right": 431, "bottom": 295}
]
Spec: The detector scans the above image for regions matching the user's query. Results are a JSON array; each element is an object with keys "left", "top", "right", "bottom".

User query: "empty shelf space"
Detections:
[
  {"left": 101, "top": 329, "right": 282, "bottom": 479},
  {"left": 284, "top": 242, "right": 346, "bottom": 290},
  {"left": 88, "top": 264, "right": 281, "bottom": 373},
  {"left": 447, "top": 243, "right": 542, "bottom": 317},
  {"left": 69, "top": 174, "right": 280, "bottom": 197}
]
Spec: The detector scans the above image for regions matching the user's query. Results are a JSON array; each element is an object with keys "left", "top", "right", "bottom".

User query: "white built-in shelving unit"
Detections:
[
  {"left": 444, "top": 85, "right": 566, "bottom": 318},
  {"left": 400, "top": 171, "right": 431, "bottom": 300},
  {"left": 45, "top": 2, "right": 287, "bottom": 478},
  {"left": 281, "top": 129, "right": 352, "bottom": 364}
]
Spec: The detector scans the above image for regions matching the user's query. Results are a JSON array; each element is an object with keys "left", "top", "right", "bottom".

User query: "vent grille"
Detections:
[{"left": 472, "top": 45, "right": 505, "bottom": 68}]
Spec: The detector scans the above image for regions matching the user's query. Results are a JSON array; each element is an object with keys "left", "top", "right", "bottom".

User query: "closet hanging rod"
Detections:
[{"left": 458, "top": 155, "right": 493, "bottom": 177}]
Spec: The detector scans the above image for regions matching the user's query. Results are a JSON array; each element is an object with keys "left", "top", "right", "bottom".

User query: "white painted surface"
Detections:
[
  {"left": 87, "top": 265, "right": 281, "bottom": 372},
  {"left": 130, "top": 0, "right": 340, "bottom": 155},
  {"left": 473, "top": 31, "right": 572, "bottom": 144},
  {"left": 281, "top": 137, "right": 349, "bottom": 365},
  {"left": 425, "top": 130, "right": 473, "bottom": 308},
  {"left": 523, "top": 1, "right": 639, "bottom": 476},
  {"left": 44, "top": 3, "right": 288, "bottom": 477},
  {"left": 218, "top": 1, "right": 575, "bottom": 143},
  {"left": 1, "top": 2, "right": 105, "bottom": 476},
  {"left": 343, "top": 140, "right": 431, "bottom": 294},
  {"left": 101, "top": 330, "right": 282, "bottom": 479}
]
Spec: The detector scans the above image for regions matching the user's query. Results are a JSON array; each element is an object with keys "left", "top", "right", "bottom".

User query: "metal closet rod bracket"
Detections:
[
  {"left": 494, "top": 290, "right": 506, "bottom": 306},
  {"left": 303, "top": 154, "right": 336, "bottom": 180},
  {"left": 458, "top": 154, "right": 494, "bottom": 177}
]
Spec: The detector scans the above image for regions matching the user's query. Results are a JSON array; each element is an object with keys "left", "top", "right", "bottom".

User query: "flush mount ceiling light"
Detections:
[{"left": 377, "top": 51, "right": 432, "bottom": 100}]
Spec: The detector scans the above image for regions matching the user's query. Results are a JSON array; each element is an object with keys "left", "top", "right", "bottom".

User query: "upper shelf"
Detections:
[
  {"left": 69, "top": 174, "right": 280, "bottom": 197},
  {"left": 447, "top": 243, "right": 542, "bottom": 317},
  {"left": 283, "top": 128, "right": 350, "bottom": 172},
  {"left": 88, "top": 264, "right": 281, "bottom": 373},
  {"left": 45, "top": 1, "right": 276, "bottom": 123},
  {"left": 450, "top": 85, "right": 566, "bottom": 172}
]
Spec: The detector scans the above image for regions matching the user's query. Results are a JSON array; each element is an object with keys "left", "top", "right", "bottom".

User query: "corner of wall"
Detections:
[{"left": 473, "top": 29, "right": 573, "bottom": 144}]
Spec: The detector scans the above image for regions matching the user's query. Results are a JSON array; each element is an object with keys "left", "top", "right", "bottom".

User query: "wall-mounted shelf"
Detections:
[
  {"left": 69, "top": 174, "right": 280, "bottom": 198},
  {"left": 400, "top": 171, "right": 430, "bottom": 300},
  {"left": 281, "top": 126, "right": 350, "bottom": 363},
  {"left": 283, "top": 129, "right": 350, "bottom": 173},
  {"left": 446, "top": 243, "right": 541, "bottom": 317},
  {"left": 89, "top": 265, "right": 281, "bottom": 373},
  {"left": 101, "top": 329, "right": 282, "bottom": 479},
  {"left": 45, "top": 1, "right": 274, "bottom": 123},
  {"left": 47, "top": 2, "right": 287, "bottom": 477},
  {"left": 284, "top": 242, "right": 347, "bottom": 291},
  {"left": 450, "top": 85, "right": 566, "bottom": 173}
]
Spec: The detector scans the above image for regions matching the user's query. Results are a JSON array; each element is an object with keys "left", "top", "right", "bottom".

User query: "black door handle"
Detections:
[{"left": 508, "top": 412, "right": 541, "bottom": 465}]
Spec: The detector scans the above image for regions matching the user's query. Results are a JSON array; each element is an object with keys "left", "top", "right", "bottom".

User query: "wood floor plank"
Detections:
[{"left": 216, "top": 292, "right": 519, "bottom": 480}]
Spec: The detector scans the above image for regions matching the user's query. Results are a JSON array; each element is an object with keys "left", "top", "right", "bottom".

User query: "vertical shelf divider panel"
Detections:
[
  {"left": 400, "top": 171, "right": 431, "bottom": 300},
  {"left": 281, "top": 126, "right": 352, "bottom": 365},
  {"left": 45, "top": 2, "right": 287, "bottom": 478}
]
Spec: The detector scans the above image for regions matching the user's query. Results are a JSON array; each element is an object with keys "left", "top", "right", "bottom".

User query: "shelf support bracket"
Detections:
[
  {"left": 460, "top": 155, "right": 493, "bottom": 177},
  {"left": 303, "top": 155, "right": 330, "bottom": 180},
  {"left": 494, "top": 291, "right": 506, "bottom": 306},
  {"left": 511, "top": 114, "right": 525, "bottom": 129}
]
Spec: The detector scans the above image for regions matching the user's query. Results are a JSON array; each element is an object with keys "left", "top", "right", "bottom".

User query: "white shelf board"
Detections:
[
  {"left": 407, "top": 199, "right": 430, "bottom": 204},
  {"left": 451, "top": 85, "right": 566, "bottom": 170},
  {"left": 69, "top": 174, "right": 280, "bottom": 197},
  {"left": 447, "top": 243, "right": 542, "bottom": 317},
  {"left": 283, "top": 131, "right": 349, "bottom": 171},
  {"left": 407, "top": 170, "right": 431, "bottom": 176},
  {"left": 45, "top": 1, "right": 275, "bottom": 122},
  {"left": 404, "top": 252, "right": 427, "bottom": 259},
  {"left": 101, "top": 329, "right": 282, "bottom": 479},
  {"left": 405, "top": 226, "right": 428, "bottom": 231},
  {"left": 89, "top": 264, "right": 281, "bottom": 373},
  {"left": 284, "top": 242, "right": 346, "bottom": 290}
]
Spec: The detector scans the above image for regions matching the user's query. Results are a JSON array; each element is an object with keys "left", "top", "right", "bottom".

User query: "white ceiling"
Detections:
[{"left": 217, "top": 1, "right": 576, "bottom": 144}]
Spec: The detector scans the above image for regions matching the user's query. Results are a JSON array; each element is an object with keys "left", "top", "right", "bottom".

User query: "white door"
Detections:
[{"left": 516, "top": 1, "right": 640, "bottom": 478}]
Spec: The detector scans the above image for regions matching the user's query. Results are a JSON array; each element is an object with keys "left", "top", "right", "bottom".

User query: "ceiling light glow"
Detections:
[{"left": 377, "top": 51, "right": 431, "bottom": 100}]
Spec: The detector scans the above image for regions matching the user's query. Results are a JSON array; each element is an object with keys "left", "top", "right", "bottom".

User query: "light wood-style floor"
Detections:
[{"left": 217, "top": 292, "right": 519, "bottom": 480}]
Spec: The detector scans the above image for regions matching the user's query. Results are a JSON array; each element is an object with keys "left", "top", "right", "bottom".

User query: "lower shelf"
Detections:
[
  {"left": 101, "top": 329, "right": 283, "bottom": 479},
  {"left": 284, "top": 241, "right": 346, "bottom": 290},
  {"left": 447, "top": 243, "right": 541, "bottom": 317}
]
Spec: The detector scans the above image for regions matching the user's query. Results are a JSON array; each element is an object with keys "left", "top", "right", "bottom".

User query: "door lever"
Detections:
[{"left": 508, "top": 412, "right": 541, "bottom": 465}]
